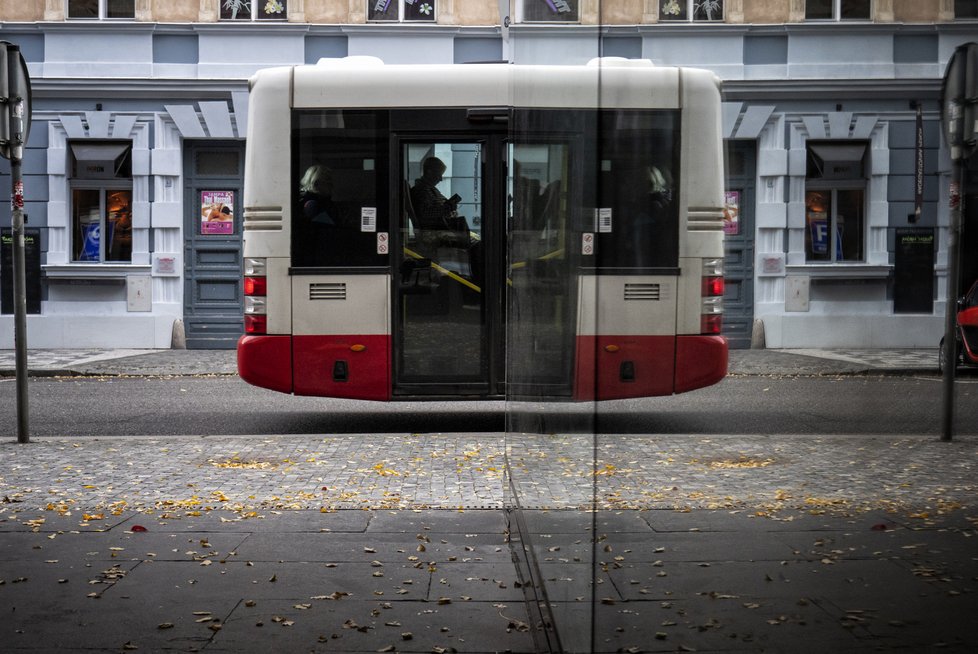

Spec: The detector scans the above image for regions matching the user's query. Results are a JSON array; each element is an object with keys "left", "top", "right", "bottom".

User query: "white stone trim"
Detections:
[{"left": 44, "top": 113, "right": 152, "bottom": 271}]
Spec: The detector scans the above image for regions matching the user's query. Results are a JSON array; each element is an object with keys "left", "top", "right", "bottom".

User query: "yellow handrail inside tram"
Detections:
[{"left": 403, "top": 246, "right": 481, "bottom": 293}]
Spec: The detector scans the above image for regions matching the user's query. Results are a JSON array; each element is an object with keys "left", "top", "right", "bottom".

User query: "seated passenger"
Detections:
[
  {"left": 299, "top": 164, "right": 338, "bottom": 226},
  {"left": 410, "top": 157, "right": 467, "bottom": 235},
  {"left": 296, "top": 164, "right": 348, "bottom": 266}
]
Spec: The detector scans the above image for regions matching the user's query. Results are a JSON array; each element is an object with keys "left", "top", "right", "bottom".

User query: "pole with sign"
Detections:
[
  {"left": 939, "top": 43, "right": 978, "bottom": 443},
  {"left": 0, "top": 42, "right": 32, "bottom": 444}
]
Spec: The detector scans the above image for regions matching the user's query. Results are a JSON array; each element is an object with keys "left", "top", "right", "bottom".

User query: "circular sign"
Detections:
[{"left": 0, "top": 41, "right": 32, "bottom": 161}]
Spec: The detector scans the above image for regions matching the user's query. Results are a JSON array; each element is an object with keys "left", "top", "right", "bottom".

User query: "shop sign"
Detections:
[
  {"left": 894, "top": 227, "right": 935, "bottom": 314},
  {"left": 1, "top": 228, "right": 40, "bottom": 314},
  {"left": 200, "top": 191, "right": 234, "bottom": 235}
]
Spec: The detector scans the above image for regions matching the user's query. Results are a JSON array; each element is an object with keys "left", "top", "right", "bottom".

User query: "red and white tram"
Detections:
[{"left": 237, "top": 57, "right": 727, "bottom": 400}]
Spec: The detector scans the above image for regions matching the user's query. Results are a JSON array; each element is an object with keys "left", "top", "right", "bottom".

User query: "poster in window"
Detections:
[
  {"left": 524, "top": 0, "right": 578, "bottom": 22},
  {"left": 258, "top": 1, "right": 287, "bottom": 19},
  {"left": 80, "top": 223, "right": 101, "bottom": 261},
  {"left": 808, "top": 210, "right": 828, "bottom": 255},
  {"left": 220, "top": 0, "right": 252, "bottom": 20},
  {"left": 660, "top": 0, "right": 689, "bottom": 20},
  {"left": 404, "top": 0, "right": 436, "bottom": 20},
  {"left": 201, "top": 191, "right": 235, "bottom": 235},
  {"left": 723, "top": 191, "right": 740, "bottom": 235},
  {"left": 369, "top": 0, "right": 397, "bottom": 20}
]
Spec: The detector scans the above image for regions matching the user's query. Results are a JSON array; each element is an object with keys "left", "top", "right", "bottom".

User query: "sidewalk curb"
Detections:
[
  {"left": 0, "top": 366, "right": 940, "bottom": 379},
  {"left": 0, "top": 348, "right": 945, "bottom": 380}
]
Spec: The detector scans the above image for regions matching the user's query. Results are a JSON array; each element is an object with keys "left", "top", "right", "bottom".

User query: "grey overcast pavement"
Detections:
[{"left": 2, "top": 347, "right": 977, "bottom": 652}]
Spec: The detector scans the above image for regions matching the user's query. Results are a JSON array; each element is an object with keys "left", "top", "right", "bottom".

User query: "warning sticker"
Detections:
[{"left": 582, "top": 233, "right": 594, "bottom": 256}]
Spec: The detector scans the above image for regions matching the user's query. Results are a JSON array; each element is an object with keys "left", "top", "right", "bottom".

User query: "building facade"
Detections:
[{"left": 0, "top": 0, "right": 975, "bottom": 349}]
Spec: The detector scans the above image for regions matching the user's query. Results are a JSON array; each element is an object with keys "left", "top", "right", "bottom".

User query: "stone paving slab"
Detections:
[{"left": 0, "top": 510, "right": 535, "bottom": 653}]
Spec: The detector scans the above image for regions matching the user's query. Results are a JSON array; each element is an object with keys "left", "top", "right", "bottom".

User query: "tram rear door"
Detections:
[{"left": 393, "top": 132, "right": 577, "bottom": 399}]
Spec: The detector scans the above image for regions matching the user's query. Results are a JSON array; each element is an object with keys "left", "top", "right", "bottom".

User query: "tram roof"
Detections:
[{"left": 271, "top": 57, "right": 718, "bottom": 111}]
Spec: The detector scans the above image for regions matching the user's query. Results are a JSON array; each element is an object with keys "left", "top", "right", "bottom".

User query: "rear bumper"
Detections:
[
  {"left": 237, "top": 335, "right": 293, "bottom": 394},
  {"left": 674, "top": 335, "right": 728, "bottom": 394}
]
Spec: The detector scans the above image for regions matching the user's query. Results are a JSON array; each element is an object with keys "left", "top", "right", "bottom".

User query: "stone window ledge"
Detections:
[
  {"left": 785, "top": 264, "right": 891, "bottom": 279},
  {"left": 44, "top": 264, "right": 152, "bottom": 281}
]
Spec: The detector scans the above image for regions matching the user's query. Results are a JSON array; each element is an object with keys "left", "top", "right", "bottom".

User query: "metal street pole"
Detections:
[
  {"left": 1, "top": 42, "right": 31, "bottom": 444},
  {"left": 11, "top": 152, "right": 28, "bottom": 444},
  {"left": 942, "top": 165, "right": 962, "bottom": 442},
  {"left": 938, "top": 43, "right": 978, "bottom": 443}
]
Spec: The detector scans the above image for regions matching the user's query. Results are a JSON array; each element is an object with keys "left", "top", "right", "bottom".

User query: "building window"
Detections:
[
  {"left": 368, "top": 0, "right": 436, "bottom": 22},
  {"left": 956, "top": 1, "right": 978, "bottom": 18},
  {"left": 804, "top": 142, "right": 867, "bottom": 263},
  {"left": 805, "top": 0, "right": 871, "bottom": 20},
  {"left": 520, "top": 0, "right": 579, "bottom": 23},
  {"left": 660, "top": 0, "right": 724, "bottom": 21},
  {"left": 66, "top": 0, "right": 135, "bottom": 19},
  {"left": 220, "top": 0, "right": 288, "bottom": 20},
  {"left": 69, "top": 142, "right": 133, "bottom": 263}
]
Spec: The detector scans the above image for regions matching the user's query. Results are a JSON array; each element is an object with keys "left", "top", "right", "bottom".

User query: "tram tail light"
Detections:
[
  {"left": 244, "top": 257, "right": 267, "bottom": 335},
  {"left": 701, "top": 258, "right": 724, "bottom": 335},
  {"left": 244, "top": 275, "right": 267, "bottom": 296}
]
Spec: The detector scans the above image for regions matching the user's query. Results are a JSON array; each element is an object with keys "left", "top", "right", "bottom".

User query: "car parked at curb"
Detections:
[{"left": 939, "top": 279, "right": 978, "bottom": 373}]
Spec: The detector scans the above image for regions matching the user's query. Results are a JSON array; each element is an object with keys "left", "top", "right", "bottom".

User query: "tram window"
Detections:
[
  {"left": 292, "top": 110, "right": 390, "bottom": 268},
  {"left": 594, "top": 110, "right": 680, "bottom": 270}
]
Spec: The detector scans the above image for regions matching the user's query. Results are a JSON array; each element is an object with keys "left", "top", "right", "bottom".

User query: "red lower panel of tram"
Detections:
[
  {"left": 238, "top": 334, "right": 391, "bottom": 401},
  {"left": 292, "top": 334, "right": 391, "bottom": 400},
  {"left": 239, "top": 333, "right": 725, "bottom": 400},
  {"left": 574, "top": 334, "right": 727, "bottom": 400}
]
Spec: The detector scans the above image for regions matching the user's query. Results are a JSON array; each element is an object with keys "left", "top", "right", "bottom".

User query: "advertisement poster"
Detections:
[
  {"left": 723, "top": 191, "right": 740, "bottom": 236},
  {"left": 201, "top": 191, "right": 234, "bottom": 235}
]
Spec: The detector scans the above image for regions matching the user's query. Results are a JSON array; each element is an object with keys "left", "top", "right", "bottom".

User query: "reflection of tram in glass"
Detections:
[{"left": 237, "top": 57, "right": 727, "bottom": 401}]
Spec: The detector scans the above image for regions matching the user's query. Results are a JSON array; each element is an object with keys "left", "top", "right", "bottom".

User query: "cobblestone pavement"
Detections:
[{"left": 2, "top": 433, "right": 975, "bottom": 520}]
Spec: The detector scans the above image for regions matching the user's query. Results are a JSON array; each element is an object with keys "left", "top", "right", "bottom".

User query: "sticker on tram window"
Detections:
[
  {"left": 582, "top": 232, "right": 594, "bottom": 256},
  {"left": 361, "top": 207, "right": 377, "bottom": 232},
  {"left": 598, "top": 208, "right": 613, "bottom": 233},
  {"left": 200, "top": 190, "right": 235, "bottom": 235},
  {"left": 377, "top": 232, "right": 389, "bottom": 255}
]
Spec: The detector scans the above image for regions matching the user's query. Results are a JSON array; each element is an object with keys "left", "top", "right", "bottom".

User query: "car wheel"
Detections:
[{"left": 939, "top": 337, "right": 961, "bottom": 374}]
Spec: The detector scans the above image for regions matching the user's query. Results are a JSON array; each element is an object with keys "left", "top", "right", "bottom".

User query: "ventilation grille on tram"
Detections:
[
  {"left": 309, "top": 282, "right": 347, "bottom": 301},
  {"left": 623, "top": 283, "right": 660, "bottom": 301}
]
